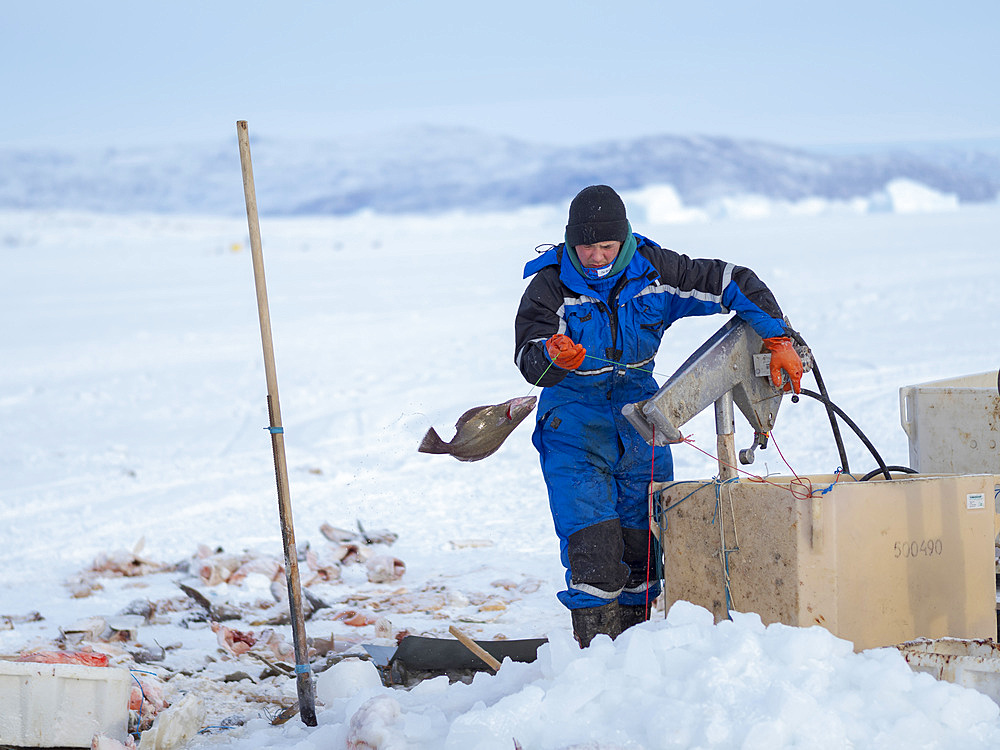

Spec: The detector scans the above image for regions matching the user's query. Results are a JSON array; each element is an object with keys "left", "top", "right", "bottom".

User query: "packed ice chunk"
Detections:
[{"left": 316, "top": 658, "right": 383, "bottom": 704}]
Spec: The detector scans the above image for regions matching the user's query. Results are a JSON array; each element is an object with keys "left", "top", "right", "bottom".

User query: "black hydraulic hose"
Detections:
[
  {"left": 787, "top": 330, "right": 851, "bottom": 474},
  {"left": 859, "top": 465, "right": 919, "bottom": 482},
  {"left": 798, "top": 388, "right": 893, "bottom": 481}
]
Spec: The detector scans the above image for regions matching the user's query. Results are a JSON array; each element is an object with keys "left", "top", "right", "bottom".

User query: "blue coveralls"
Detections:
[{"left": 514, "top": 234, "right": 787, "bottom": 610}]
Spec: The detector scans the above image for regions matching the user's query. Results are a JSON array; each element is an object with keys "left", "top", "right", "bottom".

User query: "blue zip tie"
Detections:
[
  {"left": 654, "top": 480, "right": 716, "bottom": 515},
  {"left": 130, "top": 672, "right": 147, "bottom": 731},
  {"left": 294, "top": 663, "right": 311, "bottom": 674},
  {"left": 812, "top": 468, "right": 856, "bottom": 497},
  {"left": 265, "top": 426, "right": 284, "bottom": 434}
]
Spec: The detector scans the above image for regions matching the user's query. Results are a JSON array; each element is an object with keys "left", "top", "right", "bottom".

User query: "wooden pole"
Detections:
[
  {"left": 236, "top": 120, "right": 317, "bottom": 727},
  {"left": 449, "top": 625, "right": 502, "bottom": 672},
  {"left": 714, "top": 391, "right": 738, "bottom": 482}
]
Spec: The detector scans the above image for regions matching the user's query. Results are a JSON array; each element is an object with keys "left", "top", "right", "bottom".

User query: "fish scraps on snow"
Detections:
[{"left": 1, "top": 519, "right": 544, "bottom": 742}]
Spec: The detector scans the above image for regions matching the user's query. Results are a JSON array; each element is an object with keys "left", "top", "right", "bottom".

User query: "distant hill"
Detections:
[{"left": 1, "top": 127, "right": 998, "bottom": 216}]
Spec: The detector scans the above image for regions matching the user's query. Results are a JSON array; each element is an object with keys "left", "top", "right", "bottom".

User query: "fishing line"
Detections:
[
  {"left": 511, "top": 361, "right": 558, "bottom": 419},
  {"left": 536, "top": 345, "right": 831, "bottom": 499},
  {"left": 534, "top": 350, "right": 665, "bottom": 391},
  {"left": 531, "top": 360, "right": 556, "bottom": 390},
  {"left": 583, "top": 353, "right": 671, "bottom": 379}
]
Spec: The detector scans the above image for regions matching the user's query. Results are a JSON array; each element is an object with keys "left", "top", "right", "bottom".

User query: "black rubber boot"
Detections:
[
  {"left": 620, "top": 601, "right": 652, "bottom": 632},
  {"left": 571, "top": 602, "right": 622, "bottom": 647}
]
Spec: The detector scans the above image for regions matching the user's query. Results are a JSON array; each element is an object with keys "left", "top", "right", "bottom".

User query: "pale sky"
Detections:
[{"left": 3, "top": 0, "right": 998, "bottom": 150}]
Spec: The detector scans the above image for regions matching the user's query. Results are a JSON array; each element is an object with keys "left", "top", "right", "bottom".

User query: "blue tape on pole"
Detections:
[
  {"left": 294, "top": 663, "right": 311, "bottom": 674},
  {"left": 264, "top": 426, "right": 284, "bottom": 434}
]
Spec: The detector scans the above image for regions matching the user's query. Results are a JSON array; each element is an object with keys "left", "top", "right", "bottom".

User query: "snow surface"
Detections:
[{"left": 2, "top": 198, "right": 1000, "bottom": 748}]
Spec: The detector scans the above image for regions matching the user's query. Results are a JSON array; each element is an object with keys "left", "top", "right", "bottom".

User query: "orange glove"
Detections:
[
  {"left": 763, "top": 337, "right": 803, "bottom": 394},
  {"left": 545, "top": 334, "right": 587, "bottom": 370}
]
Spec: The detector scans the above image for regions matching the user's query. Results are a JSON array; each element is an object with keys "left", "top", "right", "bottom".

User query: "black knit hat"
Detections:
[{"left": 565, "top": 185, "right": 629, "bottom": 247}]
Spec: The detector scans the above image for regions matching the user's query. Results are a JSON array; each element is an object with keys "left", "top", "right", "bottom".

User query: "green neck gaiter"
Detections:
[{"left": 565, "top": 223, "right": 637, "bottom": 279}]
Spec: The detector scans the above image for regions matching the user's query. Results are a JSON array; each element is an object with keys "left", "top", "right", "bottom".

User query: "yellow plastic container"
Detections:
[{"left": 651, "top": 473, "right": 998, "bottom": 651}]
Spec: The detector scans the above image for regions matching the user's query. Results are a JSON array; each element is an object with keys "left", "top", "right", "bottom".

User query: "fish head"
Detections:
[{"left": 504, "top": 395, "right": 537, "bottom": 424}]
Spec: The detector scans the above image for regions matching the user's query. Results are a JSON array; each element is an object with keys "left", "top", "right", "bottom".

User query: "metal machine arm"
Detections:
[{"left": 622, "top": 317, "right": 810, "bottom": 470}]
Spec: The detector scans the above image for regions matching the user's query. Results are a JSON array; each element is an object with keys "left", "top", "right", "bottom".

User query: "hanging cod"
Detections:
[{"left": 418, "top": 396, "right": 537, "bottom": 462}]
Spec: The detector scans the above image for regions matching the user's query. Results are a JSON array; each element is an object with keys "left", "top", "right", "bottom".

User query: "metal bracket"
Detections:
[{"left": 622, "top": 317, "right": 811, "bottom": 459}]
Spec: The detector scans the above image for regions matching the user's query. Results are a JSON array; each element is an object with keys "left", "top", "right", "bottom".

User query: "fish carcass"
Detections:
[{"left": 418, "top": 395, "right": 536, "bottom": 462}]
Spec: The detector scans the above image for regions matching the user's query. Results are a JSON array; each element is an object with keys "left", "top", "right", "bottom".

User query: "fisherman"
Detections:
[{"left": 514, "top": 185, "right": 803, "bottom": 647}]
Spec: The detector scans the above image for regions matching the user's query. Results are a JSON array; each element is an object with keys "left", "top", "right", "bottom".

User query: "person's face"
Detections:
[{"left": 575, "top": 241, "right": 621, "bottom": 268}]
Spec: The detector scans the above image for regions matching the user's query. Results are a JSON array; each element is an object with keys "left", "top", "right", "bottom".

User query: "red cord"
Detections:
[
  {"left": 769, "top": 432, "right": 800, "bottom": 480},
  {"left": 768, "top": 432, "right": 813, "bottom": 500},
  {"left": 644, "top": 426, "right": 655, "bottom": 617},
  {"left": 679, "top": 432, "right": 814, "bottom": 500}
]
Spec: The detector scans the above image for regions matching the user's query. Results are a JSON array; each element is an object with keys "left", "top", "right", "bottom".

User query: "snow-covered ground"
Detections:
[{"left": 2, "top": 196, "right": 1000, "bottom": 748}]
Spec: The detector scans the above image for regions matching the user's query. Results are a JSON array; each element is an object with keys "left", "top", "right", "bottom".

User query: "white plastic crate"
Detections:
[
  {"left": 898, "top": 638, "right": 1000, "bottom": 706},
  {"left": 0, "top": 661, "right": 131, "bottom": 747},
  {"left": 900, "top": 370, "right": 1000, "bottom": 475}
]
